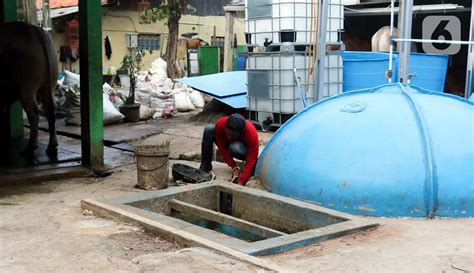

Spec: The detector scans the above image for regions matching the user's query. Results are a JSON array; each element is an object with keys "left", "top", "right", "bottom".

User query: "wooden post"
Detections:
[
  {"left": 0, "top": 0, "right": 24, "bottom": 141},
  {"left": 223, "top": 9, "right": 235, "bottom": 72},
  {"left": 79, "top": 0, "right": 104, "bottom": 168}
]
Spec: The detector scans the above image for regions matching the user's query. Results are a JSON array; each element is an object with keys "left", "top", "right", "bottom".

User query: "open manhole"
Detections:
[{"left": 81, "top": 182, "right": 377, "bottom": 256}]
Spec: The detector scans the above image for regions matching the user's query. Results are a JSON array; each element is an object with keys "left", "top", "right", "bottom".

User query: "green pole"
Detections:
[
  {"left": 0, "top": 0, "right": 16, "bottom": 21},
  {"left": 79, "top": 0, "right": 104, "bottom": 168},
  {"left": 0, "top": 0, "right": 24, "bottom": 140}
]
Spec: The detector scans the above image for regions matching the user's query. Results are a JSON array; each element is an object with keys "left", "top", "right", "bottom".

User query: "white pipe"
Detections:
[
  {"left": 394, "top": 38, "right": 474, "bottom": 45},
  {"left": 388, "top": 0, "right": 395, "bottom": 83}
]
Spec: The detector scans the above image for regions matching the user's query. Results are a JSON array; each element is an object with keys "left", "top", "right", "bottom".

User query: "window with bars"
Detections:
[
  {"left": 211, "top": 36, "right": 225, "bottom": 47},
  {"left": 137, "top": 33, "right": 161, "bottom": 51}
]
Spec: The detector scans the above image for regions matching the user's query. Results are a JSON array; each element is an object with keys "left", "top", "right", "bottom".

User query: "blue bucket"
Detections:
[{"left": 341, "top": 52, "right": 397, "bottom": 92}]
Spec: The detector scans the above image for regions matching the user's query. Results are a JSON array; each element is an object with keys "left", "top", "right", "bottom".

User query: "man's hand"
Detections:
[{"left": 229, "top": 166, "right": 240, "bottom": 184}]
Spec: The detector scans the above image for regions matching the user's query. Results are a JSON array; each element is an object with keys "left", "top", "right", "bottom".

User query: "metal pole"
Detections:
[
  {"left": 42, "top": 0, "right": 52, "bottom": 30},
  {"left": 398, "top": 0, "right": 414, "bottom": 84},
  {"left": 394, "top": 38, "right": 474, "bottom": 45},
  {"left": 465, "top": 6, "right": 474, "bottom": 99},
  {"left": 315, "top": 0, "right": 328, "bottom": 102},
  {"left": 79, "top": 0, "right": 104, "bottom": 168},
  {"left": 0, "top": 0, "right": 23, "bottom": 140},
  {"left": 388, "top": 0, "right": 395, "bottom": 83}
]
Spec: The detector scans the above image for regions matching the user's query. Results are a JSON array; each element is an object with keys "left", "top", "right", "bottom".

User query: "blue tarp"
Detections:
[
  {"left": 211, "top": 94, "right": 247, "bottom": 109},
  {"left": 177, "top": 71, "right": 247, "bottom": 109}
]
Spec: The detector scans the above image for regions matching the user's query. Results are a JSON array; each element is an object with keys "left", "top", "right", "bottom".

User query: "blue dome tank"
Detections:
[{"left": 256, "top": 84, "right": 474, "bottom": 218}]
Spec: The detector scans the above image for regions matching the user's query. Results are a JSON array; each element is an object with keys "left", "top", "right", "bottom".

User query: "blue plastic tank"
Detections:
[
  {"left": 342, "top": 51, "right": 448, "bottom": 92},
  {"left": 395, "top": 53, "right": 448, "bottom": 92},
  {"left": 257, "top": 84, "right": 474, "bottom": 218},
  {"left": 341, "top": 52, "right": 397, "bottom": 92}
]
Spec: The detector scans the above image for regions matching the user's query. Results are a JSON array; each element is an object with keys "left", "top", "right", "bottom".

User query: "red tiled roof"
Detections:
[{"left": 36, "top": 0, "right": 110, "bottom": 9}]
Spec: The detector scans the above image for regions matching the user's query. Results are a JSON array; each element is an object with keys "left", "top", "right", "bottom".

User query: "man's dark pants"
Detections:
[{"left": 199, "top": 124, "right": 247, "bottom": 172}]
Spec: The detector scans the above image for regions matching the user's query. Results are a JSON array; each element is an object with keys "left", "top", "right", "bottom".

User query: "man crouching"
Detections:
[{"left": 199, "top": 113, "right": 259, "bottom": 186}]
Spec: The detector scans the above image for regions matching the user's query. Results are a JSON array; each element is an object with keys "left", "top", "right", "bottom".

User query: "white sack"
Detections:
[
  {"left": 103, "top": 93, "right": 125, "bottom": 125},
  {"left": 174, "top": 90, "right": 195, "bottom": 112},
  {"left": 139, "top": 105, "right": 155, "bottom": 120},
  {"left": 189, "top": 89, "right": 205, "bottom": 108},
  {"left": 63, "top": 70, "right": 80, "bottom": 86}
]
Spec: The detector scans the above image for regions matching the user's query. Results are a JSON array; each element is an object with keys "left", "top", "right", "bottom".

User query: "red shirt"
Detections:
[{"left": 214, "top": 116, "right": 259, "bottom": 185}]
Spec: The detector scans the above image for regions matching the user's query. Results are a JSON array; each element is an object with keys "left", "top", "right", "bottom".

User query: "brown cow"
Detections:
[{"left": 0, "top": 22, "right": 58, "bottom": 156}]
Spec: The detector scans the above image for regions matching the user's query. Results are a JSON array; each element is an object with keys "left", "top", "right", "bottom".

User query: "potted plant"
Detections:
[{"left": 118, "top": 47, "right": 145, "bottom": 122}]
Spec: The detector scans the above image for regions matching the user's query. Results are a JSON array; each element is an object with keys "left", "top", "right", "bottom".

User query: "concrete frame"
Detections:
[{"left": 82, "top": 181, "right": 377, "bottom": 260}]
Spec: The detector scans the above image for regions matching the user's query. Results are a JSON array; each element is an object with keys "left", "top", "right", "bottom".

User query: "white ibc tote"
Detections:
[{"left": 245, "top": 0, "right": 344, "bottom": 46}]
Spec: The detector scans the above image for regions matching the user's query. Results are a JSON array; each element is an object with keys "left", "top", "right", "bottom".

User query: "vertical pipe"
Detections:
[
  {"left": 397, "top": 0, "right": 413, "bottom": 84},
  {"left": 465, "top": 5, "right": 474, "bottom": 99},
  {"left": 79, "top": 0, "right": 104, "bottom": 168},
  {"left": 315, "top": 0, "right": 328, "bottom": 102},
  {"left": 42, "top": 0, "right": 49, "bottom": 29},
  {"left": 387, "top": 0, "right": 395, "bottom": 83}
]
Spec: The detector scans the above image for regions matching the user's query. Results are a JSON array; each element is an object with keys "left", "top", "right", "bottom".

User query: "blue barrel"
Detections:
[
  {"left": 396, "top": 52, "right": 448, "bottom": 92},
  {"left": 257, "top": 84, "right": 474, "bottom": 218},
  {"left": 342, "top": 51, "right": 449, "bottom": 93},
  {"left": 236, "top": 54, "right": 247, "bottom": 71},
  {"left": 341, "top": 51, "right": 396, "bottom": 92}
]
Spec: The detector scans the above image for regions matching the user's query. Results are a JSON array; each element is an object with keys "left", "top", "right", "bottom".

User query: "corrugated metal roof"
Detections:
[
  {"left": 37, "top": 1, "right": 112, "bottom": 20},
  {"left": 35, "top": 0, "right": 110, "bottom": 9}
]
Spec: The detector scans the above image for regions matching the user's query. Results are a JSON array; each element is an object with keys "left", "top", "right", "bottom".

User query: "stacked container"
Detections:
[
  {"left": 245, "top": 0, "right": 343, "bottom": 45},
  {"left": 245, "top": 0, "right": 344, "bottom": 126}
]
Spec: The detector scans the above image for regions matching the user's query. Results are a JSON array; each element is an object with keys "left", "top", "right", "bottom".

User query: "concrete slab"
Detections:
[
  {"left": 81, "top": 181, "right": 378, "bottom": 268},
  {"left": 0, "top": 139, "right": 81, "bottom": 170}
]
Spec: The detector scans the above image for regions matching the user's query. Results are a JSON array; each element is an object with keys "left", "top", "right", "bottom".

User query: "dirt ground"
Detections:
[{"left": 1, "top": 114, "right": 473, "bottom": 272}]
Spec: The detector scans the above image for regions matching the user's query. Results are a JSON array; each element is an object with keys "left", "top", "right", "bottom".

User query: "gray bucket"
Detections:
[{"left": 136, "top": 141, "right": 170, "bottom": 190}]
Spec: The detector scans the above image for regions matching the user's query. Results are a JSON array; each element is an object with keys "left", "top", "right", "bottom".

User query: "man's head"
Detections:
[{"left": 225, "top": 114, "right": 246, "bottom": 141}]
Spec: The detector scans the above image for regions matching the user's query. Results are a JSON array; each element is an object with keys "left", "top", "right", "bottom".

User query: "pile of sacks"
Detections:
[
  {"left": 57, "top": 70, "right": 126, "bottom": 126},
  {"left": 133, "top": 58, "right": 205, "bottom": 119},
  {"left": 55, "top": 58, "right": 205, "bottom": 126}
]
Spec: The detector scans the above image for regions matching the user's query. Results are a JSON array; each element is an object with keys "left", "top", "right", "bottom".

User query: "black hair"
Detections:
[{"left": 226, "top": 113, "right": 246, "bottom": 132}]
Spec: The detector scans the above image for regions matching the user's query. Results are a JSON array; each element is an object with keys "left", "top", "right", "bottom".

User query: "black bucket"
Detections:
[
  {"left": 172, "top": 163, "right": 212, "bottom": 183},
  {"left": 279, "top": 30, "right": 297, "bottom": 43}
]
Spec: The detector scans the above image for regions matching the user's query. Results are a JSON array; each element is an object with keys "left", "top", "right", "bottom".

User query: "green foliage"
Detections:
[
  {"left": 120, "top": 47, "right": 146, "bottom": 104},
  {"left": 139, "top": 0, "right": 194, "bottom": 23}
]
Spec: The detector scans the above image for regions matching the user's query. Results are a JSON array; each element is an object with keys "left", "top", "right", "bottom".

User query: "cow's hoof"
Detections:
[
  {"left": 46, "top": 146, "right": 58, "bottom": 157},
  {"left": 21, "top": 144, "right": 38, "bottom": 157}
]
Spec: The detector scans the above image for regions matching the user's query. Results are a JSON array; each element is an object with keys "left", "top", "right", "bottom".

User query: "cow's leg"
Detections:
[
  {"left": 20, "top": 94, "right": 40, "bottom": 155},
  {"left": 41, "top": 86, "right": 58, "bottom": 156}
]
